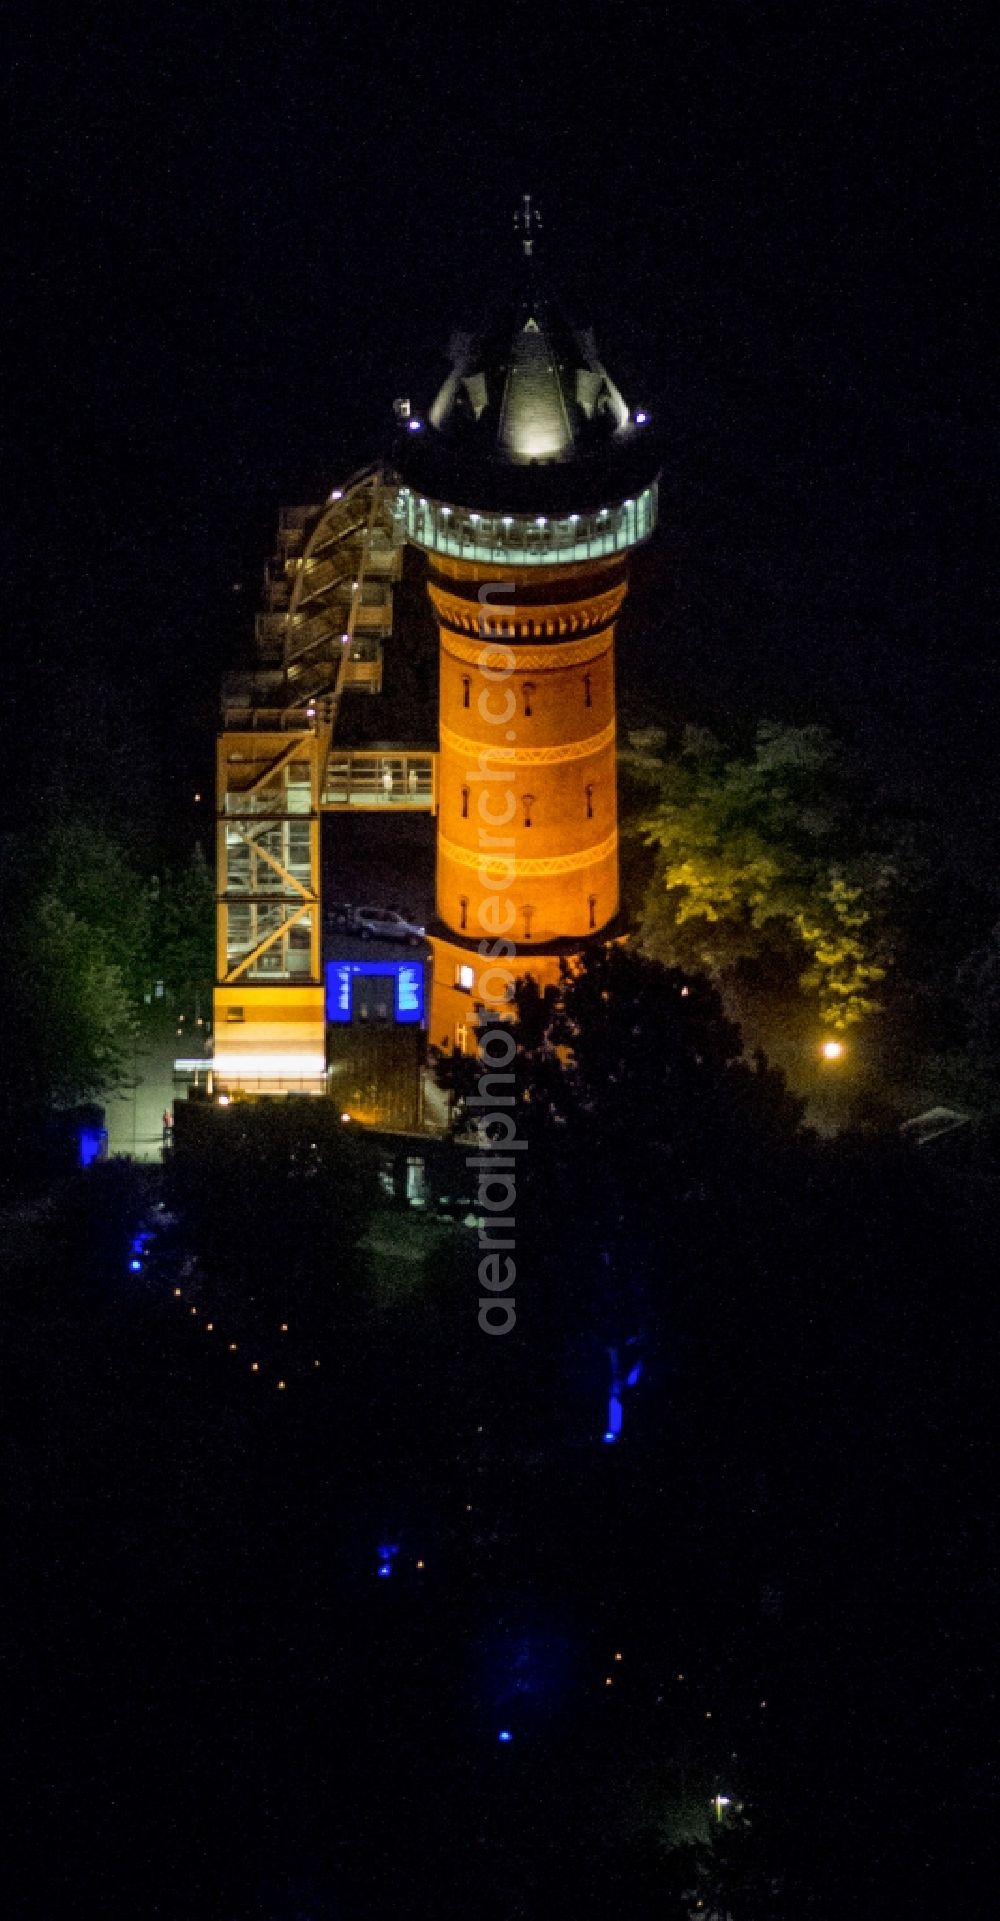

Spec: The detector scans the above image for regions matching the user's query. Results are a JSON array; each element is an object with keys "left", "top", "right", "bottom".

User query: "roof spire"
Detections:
[{"left": 514, "top": 192, "right": 543, "bottom": 258}]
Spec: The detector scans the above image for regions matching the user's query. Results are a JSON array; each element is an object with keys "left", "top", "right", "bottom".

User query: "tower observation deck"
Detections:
[{"left": 210, "top": 214, "right": 659, "bottom": 1100}]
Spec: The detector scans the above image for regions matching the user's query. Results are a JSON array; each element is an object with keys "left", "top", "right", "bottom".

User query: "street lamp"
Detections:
[{"left": 821, "top": 1038, "right": 845, "bottom": 1063}]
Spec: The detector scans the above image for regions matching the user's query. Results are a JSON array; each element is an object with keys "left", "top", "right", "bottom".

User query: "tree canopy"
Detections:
[
  {"left": 156, "top": 843, "right": 215, "bottom": 1011},
  {"left": 456, "top": 946, "right": 806, "bottom": 1348},
  {"left": 0, "top": 820, "right": 212, "bottom": 1124},
  {"left": 0, "top": 827, "right": 145, "bottom": 1117},
  {"left": 626, "top": 721, "right": 896, "bottom": 1030}
]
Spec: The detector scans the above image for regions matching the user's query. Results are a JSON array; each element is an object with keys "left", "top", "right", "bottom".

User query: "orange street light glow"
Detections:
[{"left": 821, "top": 1038, "right": 845, "bottom": 1061}]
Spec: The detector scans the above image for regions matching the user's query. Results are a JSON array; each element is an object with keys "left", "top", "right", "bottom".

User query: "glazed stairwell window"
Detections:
[
  {"left": 461, "top": 786, "right": 469, "bottom": 819},
  {"left": 522, "top": 793, "right": 535, "bottom": 829},
  {"left": 585, "top": 782, "right": 595, "bottom": 820},
  {"left": 583, "top": 671, "right": 592, "bottom": 709},
  {"left": 462, "top": 674, "right": 471, "bottom": 709},
  {"left": 522, "top": 681, "right": 535, "bottom": 718}
]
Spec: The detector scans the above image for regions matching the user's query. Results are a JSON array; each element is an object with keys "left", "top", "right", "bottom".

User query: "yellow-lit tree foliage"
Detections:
[{"left": 628, "top": 722, "right": 890, "bottom": 1029}]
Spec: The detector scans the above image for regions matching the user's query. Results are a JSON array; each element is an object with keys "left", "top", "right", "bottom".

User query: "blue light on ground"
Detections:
[
  {"left": 603, "top": 1431, "right": 617, "bottom": 1444},
  {"left": 497, "top": 1730, "right": 513, "bottom": 1744},
  {"left": 129, "top": 1259, "right": 143, "bottom": 1272},
  {"left": 377, "top": 1564, "right": 392, "bottom": 1578},
  {"left": 625, "top": 1362, "right": 643, "bottom": 1388}
]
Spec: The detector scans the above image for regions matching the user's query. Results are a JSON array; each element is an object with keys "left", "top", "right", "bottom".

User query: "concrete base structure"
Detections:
[
  {"left": 428, "top": 929, "right": 568, "bottom": 1056},
  {"left": 211, "top": 985, "right": 327, "bottom": 1095}
]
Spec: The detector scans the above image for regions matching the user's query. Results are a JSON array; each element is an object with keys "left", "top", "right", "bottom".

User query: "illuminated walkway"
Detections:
[{"left": 106, "top": 1020, "right": 182, "bottom": 1162}]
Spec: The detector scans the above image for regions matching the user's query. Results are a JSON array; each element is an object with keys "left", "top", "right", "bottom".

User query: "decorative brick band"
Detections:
[
  {"left": 439, "top": 829, "right": 619, "bottom": 878},
  {"left": 439, "top": 627, "right": 615, "bottom": 672},
  {"left": 439, "top": 720, "right": 615, "bottom": 766},
  {"left": 429, "top": 580, "right": 625, "bottom": 643}
]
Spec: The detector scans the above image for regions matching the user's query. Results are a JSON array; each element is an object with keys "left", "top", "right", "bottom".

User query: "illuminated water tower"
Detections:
[{"left": 396, "top": 200, "right": 660, "bottom": 1049}]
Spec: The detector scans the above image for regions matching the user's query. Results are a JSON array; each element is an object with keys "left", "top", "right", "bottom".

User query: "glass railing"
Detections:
[
  {"left": 395, "top": 482, "right": 658, "bottom": 566},
  {"left": 322, "top": 751, "right": 435, "bottom": 808}
]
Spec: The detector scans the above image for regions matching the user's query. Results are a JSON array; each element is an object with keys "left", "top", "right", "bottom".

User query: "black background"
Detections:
[{"left": 4, "top": 1, "right": 995, "bottom": 852}]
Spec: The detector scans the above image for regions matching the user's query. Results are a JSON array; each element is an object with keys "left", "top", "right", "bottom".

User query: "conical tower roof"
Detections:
[
  {"left": 428, "top": 273, "right": 630, "bottom": 467},
  {"left": 396, "top": 210, "right": 659, "bottom": 517}
]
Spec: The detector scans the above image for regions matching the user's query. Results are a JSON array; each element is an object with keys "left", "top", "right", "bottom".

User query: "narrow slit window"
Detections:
[
  {"left": 522, "top": 682, "right": 535, "bottom": 718},
  {"left": 522, "top": 904, "right": 534, "bottom": 940},
  {"left": 522, "top": 793, "right": 535, "bottom": 829},
  {"left": 462, "top": 675, "right": 471, "bottom": 709},
  {"left": 585, "top": 783, "right": 595, "bottom": 819},
  {"left": 588, "top": 895, "right": 598, "bottom": 931},
  {"left": 583, "top": 672, "right": 592, "bottom": 708},
  {"left": 459, "top": 896, "right": 468, "bottom": 931},
  {"left": 461, "top": 786, "right": 470, "bottom": 819}
]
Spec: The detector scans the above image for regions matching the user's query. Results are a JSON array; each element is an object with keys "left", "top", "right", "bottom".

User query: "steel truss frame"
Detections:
[{"left": 216, "top": 469, "right": 402, "bottom": 988}]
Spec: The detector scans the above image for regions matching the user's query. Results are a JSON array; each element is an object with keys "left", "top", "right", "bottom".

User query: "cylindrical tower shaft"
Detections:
[{"left": 431, "top": 555, "right": 625, "bottom": 946}]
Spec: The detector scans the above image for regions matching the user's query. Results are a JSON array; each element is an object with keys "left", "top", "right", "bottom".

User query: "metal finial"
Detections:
[{"left": 514, "top": 193, "right": 543, "bottom": 258}]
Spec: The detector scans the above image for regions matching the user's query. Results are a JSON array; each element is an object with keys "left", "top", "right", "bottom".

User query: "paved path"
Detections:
[{"left": 106, "top": 1017, "right": 187, "bottom": 1162}]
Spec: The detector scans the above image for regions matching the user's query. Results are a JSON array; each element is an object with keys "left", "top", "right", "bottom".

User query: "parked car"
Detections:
[{"left": 354, "top": 905, "right": 426, "bottom": 944}]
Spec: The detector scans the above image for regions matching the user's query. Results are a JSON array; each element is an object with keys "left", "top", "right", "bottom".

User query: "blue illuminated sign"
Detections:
[
  {"left": 325, "top": 960, "right": 425, "bottom": 1026},
  {"left": 396, "top": 964, "right": 422, "bottom": 1023},
  {"left": 330, "top": 963, "right": 353, "bottom": 1021}
]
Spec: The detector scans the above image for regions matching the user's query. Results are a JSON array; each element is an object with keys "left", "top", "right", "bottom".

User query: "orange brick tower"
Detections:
[{"left": 396, "top": 202, "right": 660, "bottom": 1050}]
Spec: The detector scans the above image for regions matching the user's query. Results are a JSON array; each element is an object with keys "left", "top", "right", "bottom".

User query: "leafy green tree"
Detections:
[
  {"left": 166, "top": 1100, "right": 377, "bottom": 1322},
  {"left": 5, "top": 894, "right": 138, "bottom": 1109},
  {"left": 0, "top": 822, "right": 152, "bottom": 1123},
  {"left": 491, "top": 945, "right": 805, "bottom": 1335},
  {"left": 157, "top": 843, "right": 214, "bottom": 1010},
  {"left": 628, "top": 721, "right": 891, "bottom": 1029},
  {"left": 40, "top": 820, "right": 153, "bottom": 1004}
]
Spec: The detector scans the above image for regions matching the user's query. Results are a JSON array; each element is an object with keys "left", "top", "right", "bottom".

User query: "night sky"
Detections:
[{"left": 4, "top": 3, "right": 996, "bottom": 850}]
